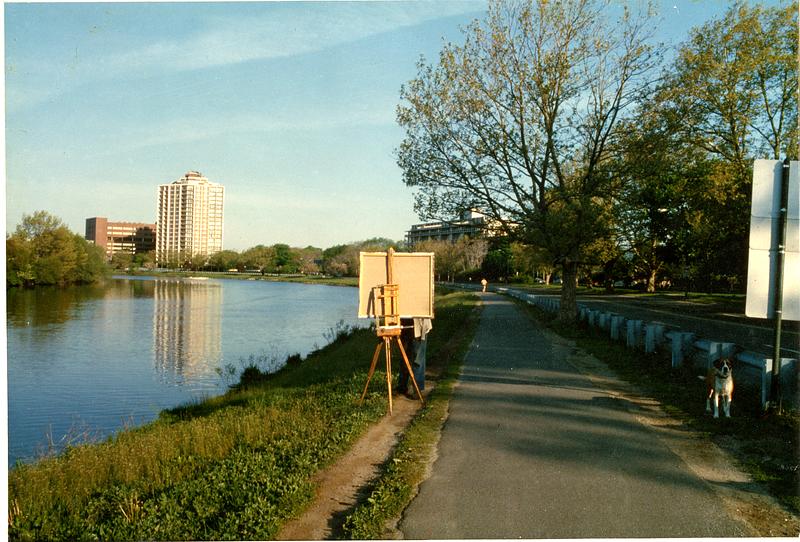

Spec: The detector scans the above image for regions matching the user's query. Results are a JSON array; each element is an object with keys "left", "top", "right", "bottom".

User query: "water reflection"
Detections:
[
  {"left": 153, "top": 279, "right": 222, "bottom": 384},
  {"left": 7, "top": 276, "right": 362, "bottom": 464},
  {"left": 6, "top": 283, "right": 108, "bottom": 328}
]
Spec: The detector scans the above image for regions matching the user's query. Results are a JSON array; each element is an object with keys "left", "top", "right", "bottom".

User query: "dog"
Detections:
[{"left": 705, "top": 357, "right": 734, "bottom": 418}]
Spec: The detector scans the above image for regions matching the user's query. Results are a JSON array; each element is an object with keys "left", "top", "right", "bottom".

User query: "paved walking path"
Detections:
[{"left": 399, "top": 293, "right": 751, "bottom": 538}]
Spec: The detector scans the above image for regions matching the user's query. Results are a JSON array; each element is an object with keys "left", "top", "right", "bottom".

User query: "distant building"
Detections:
[
  {"left": 85, "top": 217, "right": 156, "bottom": 260},
  {"left": 406, "top": 210, "right": 497, "bottom": 246},
  {"left": 156, "top": 170, "right": 224, "bottom": 263}
]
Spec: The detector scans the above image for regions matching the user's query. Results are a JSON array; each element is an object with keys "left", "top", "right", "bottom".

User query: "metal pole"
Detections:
[{"left": 769, "top": 158, "right": 791, "bottom": 413}]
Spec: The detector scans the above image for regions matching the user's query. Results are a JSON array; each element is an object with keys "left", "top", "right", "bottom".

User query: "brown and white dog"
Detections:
[{"left": 705, "top": 357, "right": 734, "bottom": 418}]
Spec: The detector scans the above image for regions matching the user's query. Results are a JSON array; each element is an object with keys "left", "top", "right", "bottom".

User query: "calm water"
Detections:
[{"left": 6, "top": 276, "right": 364, "bottom": 465}]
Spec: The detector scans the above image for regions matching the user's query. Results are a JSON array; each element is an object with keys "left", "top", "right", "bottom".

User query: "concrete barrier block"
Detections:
[
  {"left": 626, "top": 320, "right": 643, "bottom": 349},
  {"left": 645, "top": 324, "right": 666, "bottom": 354},
  {"left": 610, "top": 315, "right": 625, "bottom": 341},
  {"left": 670, "top": 332, "right": 695, "bottom": 367}
]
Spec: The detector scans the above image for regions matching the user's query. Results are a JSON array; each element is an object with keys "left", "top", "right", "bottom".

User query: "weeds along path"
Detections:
[
  {"left": 279, "top": 289, "right": 482, "bottom": 540},
  {"left": 275, "top": 393, "right": 425, "bottom": 540}
]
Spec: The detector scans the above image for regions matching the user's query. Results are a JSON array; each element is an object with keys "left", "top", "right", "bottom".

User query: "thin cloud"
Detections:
[{"left": 6, "top": 2, "right": 485, "bottom": 112}]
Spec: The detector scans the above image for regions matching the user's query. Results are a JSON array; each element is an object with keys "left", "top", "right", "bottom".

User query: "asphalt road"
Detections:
[{"left": 399, "top": 293, "right": 751, "bottom": 538}]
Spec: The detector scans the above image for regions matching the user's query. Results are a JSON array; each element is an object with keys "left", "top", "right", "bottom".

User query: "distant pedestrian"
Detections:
[{"left": 481, "top": 278, "right": 488, "bottom": 292}]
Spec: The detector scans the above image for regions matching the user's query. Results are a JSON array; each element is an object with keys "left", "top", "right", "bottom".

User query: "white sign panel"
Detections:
[{"left": 745, "top": 160, "right": 800, "bottom": 320}]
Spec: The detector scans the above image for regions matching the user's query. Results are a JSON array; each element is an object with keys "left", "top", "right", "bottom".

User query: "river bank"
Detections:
[
  {"left": 8, "top": 290, "right": 480, "bottom": 541},
  {"left": 7, "top": 276, "right": 363, "bottom": 466},
  {"left": 122, "top": 270, "right": 358, "bottom": 288}
]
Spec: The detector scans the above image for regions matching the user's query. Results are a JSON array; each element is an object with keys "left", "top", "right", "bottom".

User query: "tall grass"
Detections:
[{"left": 9, "top": 326, "right": 385, "bottom": 540}]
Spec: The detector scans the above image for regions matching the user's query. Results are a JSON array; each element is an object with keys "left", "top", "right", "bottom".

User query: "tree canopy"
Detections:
[
  {"left": 397, "top": 0, "right": 659, "bottom": 321},
  {"left": 7, "top": 211, "right": 108, "bottom": 288}
]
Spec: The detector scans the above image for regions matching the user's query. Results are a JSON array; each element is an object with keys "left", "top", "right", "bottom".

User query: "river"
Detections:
[{"left": 6, "top": 276, "right": 365, "bottom": 466}]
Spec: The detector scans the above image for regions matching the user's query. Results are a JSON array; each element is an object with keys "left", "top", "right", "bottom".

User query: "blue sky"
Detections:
[{"left": 4, "top": 1, "right": 757, "bottom": 251}]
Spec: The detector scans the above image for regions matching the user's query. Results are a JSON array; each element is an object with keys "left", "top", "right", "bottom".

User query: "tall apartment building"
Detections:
[
  {"left": 85, "top": 217, "right": 156, "bottom": 260},
  {"left": 156, "top": 171, "right": 224, "bottom": 263}
]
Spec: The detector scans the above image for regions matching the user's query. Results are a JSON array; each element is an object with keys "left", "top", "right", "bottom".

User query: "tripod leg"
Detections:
[
  {"left": 385, "top": 337, "right": 393, "bottom": 414},
  {"left": 397, "top": 337, "right": 425, "bottom": 405},
  {"left": 359, "top": 341, "right": 384, "bottom": 405}
]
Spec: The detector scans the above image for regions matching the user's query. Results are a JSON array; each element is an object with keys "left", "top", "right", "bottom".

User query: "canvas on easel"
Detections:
[
  {"left": 357, "top": 249, "right": 434, "bottom": 413},
  {"left": 358, "top": 251, "right": 434, "bottom": 319}
]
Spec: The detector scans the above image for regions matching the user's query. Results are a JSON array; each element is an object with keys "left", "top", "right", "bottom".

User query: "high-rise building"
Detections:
[
  {"left": 156, "top": 171, "right": 224, "bottom": 264},
  {"left": 85, "top": 217, "right": 156, "bottom": 260}
]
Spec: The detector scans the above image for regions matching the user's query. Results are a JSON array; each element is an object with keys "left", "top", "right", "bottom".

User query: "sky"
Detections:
[{"left": 2, "top": 0, "right": 765, "bottom": 251}]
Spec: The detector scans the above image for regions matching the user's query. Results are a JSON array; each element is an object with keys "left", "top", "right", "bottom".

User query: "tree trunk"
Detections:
[
  {"left": 558, "top": 261, "right": 579, "bottom": 324},
  {"left": 646, "top": 268, "right": 657, "bottom": 293}
]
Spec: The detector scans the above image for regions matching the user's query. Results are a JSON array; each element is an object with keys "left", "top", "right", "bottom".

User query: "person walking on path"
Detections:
[
  {"left": 480, "top": 278, "right": 488, "bottom": 292},
  {"left": 399, "top": 293, "right": 751, "bottom": 538}
]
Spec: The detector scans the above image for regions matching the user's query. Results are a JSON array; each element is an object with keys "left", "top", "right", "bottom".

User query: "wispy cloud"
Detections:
[
  {"left": 6, "top": 2, "right": 484, "bottom": 112},
  {"left": 108, "top": 3, "right": 481, "bottom": 72}
]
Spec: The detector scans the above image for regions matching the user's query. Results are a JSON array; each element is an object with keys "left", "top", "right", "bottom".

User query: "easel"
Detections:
[{"left": 359, "top": 248, "right": 425, "bottom": 414}]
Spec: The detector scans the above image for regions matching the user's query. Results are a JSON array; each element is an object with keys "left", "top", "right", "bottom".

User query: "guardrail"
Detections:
[{"left": 483, "top": 285, "right": 798, "bottom": 410}]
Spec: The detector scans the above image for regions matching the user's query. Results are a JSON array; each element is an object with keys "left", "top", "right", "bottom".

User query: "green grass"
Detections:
[
  {"left": 517, "top": 301, "right": 800, "bottom": 516},
  {"left": 340, "top": 290, "right": 482, "bottom": 539},
  {"left": 7, "top": 290, "right": 477, "bottom": 541}
]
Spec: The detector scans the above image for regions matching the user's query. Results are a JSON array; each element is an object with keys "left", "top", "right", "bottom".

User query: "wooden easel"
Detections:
[{"left": 359, "top": 249, "right": 424, "bottom": 414}]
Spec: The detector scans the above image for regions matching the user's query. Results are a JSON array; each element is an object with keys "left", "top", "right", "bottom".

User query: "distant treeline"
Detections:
[
  {"left": 4, "top": 211, "right": 416, "bottom": 287},
  {"left": 130, "top": 238, "right": 403, "bottom": 277}
]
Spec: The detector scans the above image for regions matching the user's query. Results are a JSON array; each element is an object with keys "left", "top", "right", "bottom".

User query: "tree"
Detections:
[
  {"left": 397, "top": 0, "right": 658, "bottom": 323},
  {"left": 6, "top": 211, "right": 107, "bottom": 287},
  {"left": 321, "top": 244, "right": 360, "bottom": 277},
  {"left": 296, "top": 246, "right": 322, "bottom": 274},
  {"left": 651, "top": 2, "right": 797, "bottom": 291},
  {"left": 110, "top": 252, "right": 134, "bottom": 271},
  {"left": 271, "top": 243, "right": 299, "bottom": 273},
  {"left": 412, "top": 237, "right": 489, "bottom": 282},
  {"left": 208, "top": 250, "right": 240, "bottom": 272},
  {"left": 509, "top": 242, "right": 556, "bottom": 284},
  {"left": 240, "top": 245, "right": 275, "bottom": 273}
]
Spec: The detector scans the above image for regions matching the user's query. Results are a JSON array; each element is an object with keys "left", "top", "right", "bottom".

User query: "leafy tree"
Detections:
[
  {"left": 509, "top": 242, "right": 556, "bottom": 284},
  {"left": 271, "top": 243, "right": 299, "bottom": 273},
  {"left": 482, "top": 242, "right": 513, "bottom": 281},
  {"left": 110, "top": 252, "right": 134, "bottom": 271},
  {"left": 321, "top": 244, "right": 359, "bottom": 277},
  {"left": 132, "top": 250, "right": 157, "bottom": 270},
  {"left": 207, "top": 250, "right": 240, "bottom": 271},
  {"left": 646, "top": 2, "right": 797, "bottom": 291},
  {"left": 240, "top": 245, "right": 275, "bottom": 273},
  {"left": 295, "top": 246, "right": 322, "bottom": 274},
  {"left": 6, "top": 211, "right": 107, "bottom": 287},
  {"left": 397, "top": 0, "right": 658, "bottom": 322}
]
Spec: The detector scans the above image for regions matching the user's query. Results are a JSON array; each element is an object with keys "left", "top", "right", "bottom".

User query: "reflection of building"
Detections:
[
  {"left": 406, "top": 210, "right": 497, "bottom": 246},
  {"left": 85, "top": 217, "right": 156, "bottom": 260},
  {"left": 156, "top": 171, "right": 224, "bottom": 263},
  {"left": 153, "top": 279, "right": 222, "bottom": 382}
]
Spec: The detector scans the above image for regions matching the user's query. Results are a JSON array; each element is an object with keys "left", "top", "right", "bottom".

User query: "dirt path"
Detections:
[{"left": 275, "top": 392, "right": 426, "bottom": 540}]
